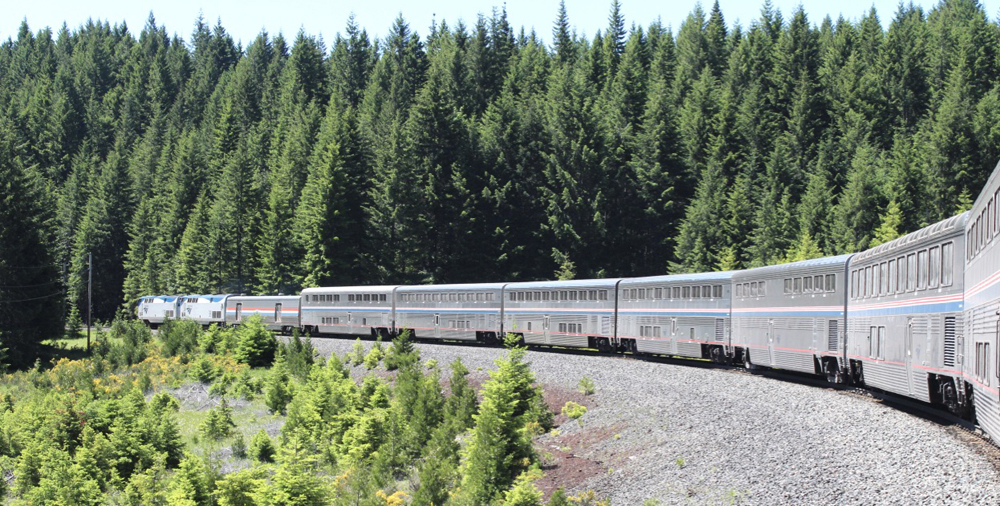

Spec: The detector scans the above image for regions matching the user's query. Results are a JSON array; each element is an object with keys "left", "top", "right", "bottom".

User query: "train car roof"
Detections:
[
  {"left": 300, "top": 285, "right": 399, "bottom": 294},
  {"left": 620, "top": 270, "right": 739, "bottom": 284},
  {"left": 396, "top": 283, "right": 508, "bottom": 291},
  {"left": 852, "top": 211, "right": 969, "bottom": 263},
  {"left": 145, "top": 295, "right": 179, "bottom": 302},
  {"left": 734, "top": 254, "right": 854, "bottom": 278},
  {"left": 228, "top": 295, "right": 301, "bottom": 301},
  {"left": 503, "top": 278, "right": 622, "bottom": 289},
  {"left": 182, "top": 294, "right": 232, "bottom": 302}
]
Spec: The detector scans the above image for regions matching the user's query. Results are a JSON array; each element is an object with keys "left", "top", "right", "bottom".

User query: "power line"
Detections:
[
  {"left": 0, "top": 291, "right": 65, "bottom": 303},
  {"left": 0, "top": 280, "right": 63, "bottom": 289}
]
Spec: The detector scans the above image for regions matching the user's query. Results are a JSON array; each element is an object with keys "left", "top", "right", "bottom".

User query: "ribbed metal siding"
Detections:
[
  {"left": 944, "top": 316, "right": 957, "bottom": 367},
  {"left": 715, "top": 319, "right": 725, "bottom": 342},
  {"left": 828, "top": 320, "right": 838, "bottom": 351}
]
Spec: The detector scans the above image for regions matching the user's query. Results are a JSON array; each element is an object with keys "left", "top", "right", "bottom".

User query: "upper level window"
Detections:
[
  {"left": 928, "top": 246, "right": 940, "bottom": 289},
  {"left": 942, "top": 242, "right": 954, "bottom": 286}
]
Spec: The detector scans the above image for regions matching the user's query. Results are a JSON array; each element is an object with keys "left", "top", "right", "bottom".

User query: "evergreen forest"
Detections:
[{"left": 3, "top": 0, "right": 1000, "bottom": 363}]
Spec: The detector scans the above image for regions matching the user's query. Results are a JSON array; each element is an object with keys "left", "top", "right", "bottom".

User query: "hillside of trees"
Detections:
[{"left": 3, "top": 0, "right": 1000, "bottom": 360}]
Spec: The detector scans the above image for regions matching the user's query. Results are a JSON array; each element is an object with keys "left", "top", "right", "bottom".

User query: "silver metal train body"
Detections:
[
  {"left": 965, "top": 162, "right": 1000, "bottom": 440},
  {"left": 732, "top": 255, "right": 850, "bottom": 381},
  {"left": 502, "top": 278, "right": 619, "bottom": 351},
  {"left": 299, "top": 286, "right": 397, "bottom": 338},
  {"left": 225, "top": 295, "right": 301, "bottom": 333},
  {"left": 395, "top": 283, "right": 505, "bottom": 342},
  {"left": 847, "top": 213, "right": 968, "bottom": 409},
  {"left": 616, "top": 272, "right": 734, "bottom": 361}
]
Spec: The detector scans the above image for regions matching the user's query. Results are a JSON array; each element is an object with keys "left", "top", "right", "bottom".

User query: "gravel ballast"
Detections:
[{"left": 308, "top": 338, "right": 1000, "bottom": 505}]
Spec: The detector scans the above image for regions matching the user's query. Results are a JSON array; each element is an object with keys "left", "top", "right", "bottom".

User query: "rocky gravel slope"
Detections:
[{"left": 308, "top": 338, "right": 1000, "bottom": 505}]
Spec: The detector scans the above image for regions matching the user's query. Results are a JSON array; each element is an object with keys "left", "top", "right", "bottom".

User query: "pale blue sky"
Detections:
[{"left": 6, "top": 0, "right": 999, "bottom": 47}]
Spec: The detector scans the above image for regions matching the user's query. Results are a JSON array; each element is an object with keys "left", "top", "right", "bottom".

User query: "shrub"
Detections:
[
  {"left": 578, "top": 376, "right": 595, "bottom": 395},
  {"left": 562, "top": 401, "right": 587, "bottom": 421},
  {"left": 249, "top": 430, "right": 275, "bottom": 463},
  {"left": 200, "top": 400, "right": 236, "bottom": 441},
  {"left": 363, "top": 345, "right": 383, "bottom": 369},
  {"left": 263, "top": 353, "right": 293, "bottom": 415},
  {"left": 159, "top": 319, "right": 201, "bottom": 357},
  {"left": 149, "top": 392, "right": 180, "bottom": 413},
  {"left": 66, "top": 305, "right": 83, "bottom": 339},
  {"left": 232, "top": 368, "right": 262, "bottom": 401},
  {"left": 280, "top": 331, "right": 315, "bottom": 379},
  {"left": 234, "top": 315, "right": 277, "bottom": 367},
  {"left": 350, "top": 338, "right": 365, "bottom": 366},
  {"left": 425, "top": 358, "right": 438, "bottom": 369},
  {"left": 96, "top": 318, "right": 152, "bottom": 367},
  {"left": 136, "top": 371, "right": 153, "bottom": 393},
  {"left": 190, "top": 355, "right": 218, "bottom": 384},
  {"left": 503, "top": 470, "right": 544, "bottom": 506},
  {"left": 384, "top": 330, "right": 417, "bottom": 371},
  {"left": 198, "top": 324, "right": 233, "bottom": 354},
  {"left": 215, "top": 468, "right": 265, "bottom": 505},
  {"left": 231, "top": 435, "right": 248, "bottom": 459}
]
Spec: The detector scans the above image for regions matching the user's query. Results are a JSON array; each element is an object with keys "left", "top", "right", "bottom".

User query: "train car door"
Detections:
[
  {"left": 544, "top": 316, "right": 551, "bottom": 344},
  {"left": 767, "top": 319, "right": 775, "bottom": 366},
  {"left": 235, "top": 303, "right": 242, "bottom": 322},
  {"left": 434, "top": 313, "right": 440, "bottom": 339},
  {"left": 275, "top": 304, "right": 282, "bottom": 324}
]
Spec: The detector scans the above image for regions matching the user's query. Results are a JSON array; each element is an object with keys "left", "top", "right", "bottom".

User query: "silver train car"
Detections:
[
  {"left": 732, "top": 255, "right": 851, "bottom": 381},
  {"left": 502, "top": 278, "right": 619, "bottom": 351},
  {"left": 300, "top": 285, "right": 397, "bottom": 338},
  {"left": 847, "top": 213, "right": 968, "bottom": 410},
  {"left": 225, "top": 295, "right": 301, "bottom": 333},
  {"left": 137, "top": 295, "right": 182, "bottom": 326},
  {"left": 395, "top": 283, "right": 505, "bottom": 342},
  {"left": 617, "top": 272, "right": 734, "bottom": 361},
  {"left": 965, "top": 162, "right": 1000, "bottom": 442},
  {"left": 180, "top": 294, "right": 231, "bottom": 327}
]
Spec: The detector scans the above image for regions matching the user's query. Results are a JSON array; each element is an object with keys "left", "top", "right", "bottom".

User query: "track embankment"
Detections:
[{"left": 309, "top": 338, "right": 1000, "bottom": 505}]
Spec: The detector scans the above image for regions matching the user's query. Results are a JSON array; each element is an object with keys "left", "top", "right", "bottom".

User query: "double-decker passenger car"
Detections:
[
  {"left": 965, "top": 162, "right": 1000, "bottom": 441},
  {"left": 395, "top": 283, "right": 505, "bottom": 342},
  {"left": 502, "top": 279, "right": 619, "bottom": 351},
  {"left": 225, "top": 295, "right": 301, "bottom": 333},
  {"left": 847, "top": 213, "right": 967, "bottom": 411},
  {"left": 180, "top": 294, "right": 231, "bottom": 327},
  {"left": 732, "top": 255, "right": 851, "bottom": 381},
  {"left": 616, "top": 272, "right": 734, "bottom": 361},
  {"left": 300, "top": 286, "right": 397, "bottom": 337},
  {"left": 137, "top": 295, "right": 183, "bottom": 327}
]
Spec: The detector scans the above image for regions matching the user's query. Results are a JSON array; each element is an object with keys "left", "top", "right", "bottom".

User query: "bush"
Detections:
[
  {"left": 350, "top": 338, "right": 365, "bottom": 366},
  {"left": 279, "top": 331, "right": 314, "bottom": 379},
  {"left": 232, "top": 369, "right": 262, "bottom": 401},
  {"left": 149, "top": 392, "right": 180, "bottom": 413},
  {"left": 159, "top": 319, "right": 201, "bottom": 357},
  {"left": 562, "top": 401, "right": 587, "bottom": 421},
  {"left": 231, "top": 435, "right": 247, "bottom": 459},
  {"left": 200, "top": 400, "right": 236, "bottom": 441},
  {"left": 66, "top": 305, "right": 83, "bottom": 339},
  {"left": 199, "top": 324, "right": 238, "bottom": 355},
  {"left": 95, "top": 318, "right": 152, "bottom": 367},
  {"left": 190, "top": 355, "right": 218, "bottom": 384},
  {"left": 215, "top": 468, "right": 264, "bottom": 505},
  {"left": 249, "top": 430, "right": 275, "bottom": 463},
  {"left": 234, "top": 315, "right": 277, "bottom": 367},
  {"left": 263, "top": 353, "right": 293, "bottom": 415},
  {"left": 363, "top": 345, "right": 383, "bottom": 369},
  {"left": 578, "top": 376, "right": 595, "bottom": 395},
  {"left": 384, "top": 330, "right": 417, "bottom": 371}
]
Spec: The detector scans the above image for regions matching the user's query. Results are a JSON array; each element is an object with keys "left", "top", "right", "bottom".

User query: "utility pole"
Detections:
[{"left": 87, "top": 252, "right": 92, "bottom": 353}]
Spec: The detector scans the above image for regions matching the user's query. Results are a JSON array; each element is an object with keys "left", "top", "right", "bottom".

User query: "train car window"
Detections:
[
  {"left": 869, "top": 326, "right": 875, "bottom": 357},
  {"left": 654, "top": 288, "right": 662, "bottom": 299},
  {"left": 334, "top": 295, "right": 341, "bottom": 302},
  {"left": 803, "top": 276, "right": 813, "bottom": 293},
  {"left": 793, "top": 277, "right": 801, "bottom": 294},
  {"left": 887, "top": 259, "right": 896, "bottom": 293},
  {"left": 784, "top": 278, "right": 792, "bottom": 294},
  {"left": 814, "top": 275, "right": 823, "bottom": 292},
  {"left": 736, "top": 284, "right": 743, "bottom": 298},
  {"left": 508, "top": 292, "right": 515, "bottom": 301},
  {"left": 751, "top": 282, "right": 760, "bottom": 297},
  {"left": 896, "top": 256, "right": 906, "bottom": 292},
  {"left": 348, "top": 294, "right": 355, "bottom": 302},
  {"left": 533, "top": 291, "right": 540, "bottom": 301},
  {"left": 995, "top": 189, "right": 1000, "bottom": 234},
  {"left": 692, "top": 286, "right": 700, "bottom": 298},
  {"left": 968, "top": 227, "right": 975, "bottom": 260},
  {"left": 540, "top": 292, "right": 547, "bottom": 302},
  {"left": 590, "top": 290, "right": 598, "bottom": 301},
  {"left": 759, "top": 281, "right": 766, "bottom": 296},
  {"left": 851, "top": 271, "right": 858, "bottom": 299},
  {"left": 859, "top": 268, "right": 867, "bottom": 297},
  {"left": 488, "top": 293, "right": 495, "bottom": 302},
  {"left": 917, "top": 249, "right": 928, "bottom": 290},
  {"left": 880, "top": 262, "right": 888, "bottom": 295},
  {"left": 988, "top": 200, "right": 994, "bottom": 242},
  {"left": 874, "top": 266, "right": 882, "bottom": 296},
  {"left": 570, "top": 291, "right": 579, "bottom": 300},
  {"left": 878, "top": 326, "right": 886, "bottom": 360},
  {"left": 600, "top": 290, "right": 608, "bottom": 300},
  {"left": 671, "top": 287, "right": 680, "bottom": 299},
  {"left": 558, "top": 290, "right": 565, "bottom": 301},
  {"left": 714, "top": 285, "right": 723, "bottom": 298},
  {"left": 683, "top": 286, "right": 691, "bottom": 298},
  {"left": 942, "top": 242, "right": 954, "bottom": 286},
  {"left": 906, "top": 253, "right": 917, "bottom": 291},
  {"left": 702, "top": 285, "right": 711, "bottom": 298},
  {"left": 638, "top": 288, "right": 646, "bottom": 299},
  {"left": 928, "top": 246, "right": 941, "bottom": 289},
  {"left": 978, "top": 214, "right": 984, "bottom": 251},
  {"left": 362, "top": 294, "right": 369, "bottom": 302}
]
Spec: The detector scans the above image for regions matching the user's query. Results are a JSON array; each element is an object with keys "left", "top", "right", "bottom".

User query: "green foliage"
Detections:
[
  {"left": 199, "top": 324, "right": 238, "bottom": 355},
  {"left": 149, "top": 392, "right": 181, "bottom": 413},
  {"left": 231, "top": 434, "right": 248, "bottom": 458},
  {"left": 215, "top": 467, "right": 266, "bottom": 506},
  {"left": 253, "top": 436, "right": 328, "bottom": 505},
  {"left": 66, "top": 305, "right": 83, "bottom": 339},
  {"left": 264, "top": 352, "right": 294, "bottom": 415},
  {"left": 234, "top": 315, "right": 278, "bottom": 367},
  {"left": 562, "top": 401, "right": 588, "bottom": 420},
  {"left": 190, "top": 355, "right": 219, "bottom": 383},
  {"left": 200, "top": 400, "right": 237, "bottom": 441},
  {"left": 363, "top": 343, "right": 384, "bottom": 369},
  {"left": 350, "top": 337, "right": 366, "bottom": 366},
  {"left": 160, "top": 318, "right": 203, "bottom": 357},
  {"left": 384, "top": 330, "right": 418, "bottom": 371},
  {"left": 167, "top": 452, "right": 218, "bottom": 506},
  {"left": 279, "top": 331, "right": 315, "bottom": 379},
  {"left": 504, "top": 469, "right": 545, "bottom": 506},
  {"left": 578, "top": 376, "right": 595, "bottom": 395},
  {"left": 249, "top": 430, "right": 276, "bottom": 463},
  {"left": 94, "top": 317, "right": 152, "bottom": 368}
]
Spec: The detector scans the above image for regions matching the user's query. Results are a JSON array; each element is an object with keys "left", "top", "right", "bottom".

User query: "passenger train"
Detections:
[{"left": 139, "top": 162, "right": 1000, "bottom": 443}]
